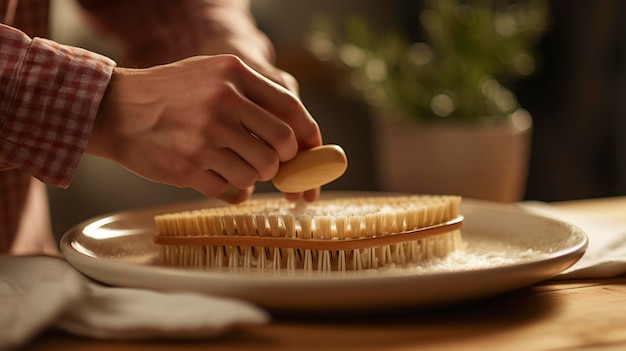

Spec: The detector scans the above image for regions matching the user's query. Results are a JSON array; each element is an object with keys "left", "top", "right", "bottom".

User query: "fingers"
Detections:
[
  {"left": 206, "top": 147, "right": 260, "bottom": 189},
  {"left": 207, "top": 56, "right": 323, "bottom": 200},
  {"left": 257, "top": 66, "right": 300, "bottom": 97},
  {"left": 282, "top": 188, "right": 320, "bottom": 203},
  {"left": 218, "top": 183, "right": 254, "bottom": 204},
  {"left": 206, "top": 86, "right": 289, "bottom": 180},
  {"left": 184, "top": 170, "right": 229, "bottom": 199},
  {"left": 235, "top": 103, "right": 297, "bottom": 164},
  {"left": 184, "top": 171, "right": 253, "bottom": 204},
  {"left": 302, "top": 188, "right": 320, "bottom": 202},
  {"left": 207, "top": 55, "right": 320, "bottom": 164},
  {"left": 218, "top": 83, "right": 297, "bottom": 165},
  {"left": 229, "top": 58, "right": 324, "bottom": 201},
  {"left": 223, "top": 56, "right": 322, "bottom": 151},
  {"left": 277, "top": 70, "right": 300, "bottom": 97}
]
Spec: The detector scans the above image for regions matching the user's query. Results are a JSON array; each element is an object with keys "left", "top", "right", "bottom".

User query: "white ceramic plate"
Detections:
[{"left": 61, "top": 192, "right": 587, "bottom": 312}]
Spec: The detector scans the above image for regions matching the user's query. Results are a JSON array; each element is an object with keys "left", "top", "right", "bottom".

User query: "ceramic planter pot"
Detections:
[{"left": 372, "top": 109, "right": 532, "bottom": 202}]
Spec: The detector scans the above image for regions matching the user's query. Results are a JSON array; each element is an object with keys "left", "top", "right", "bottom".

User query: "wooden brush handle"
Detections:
[
  {"left": 272, "top": 144, "right": 347, "bottom": 193},
  {"left": 153, "top": 216, "right": 463, "bottom": 250}
]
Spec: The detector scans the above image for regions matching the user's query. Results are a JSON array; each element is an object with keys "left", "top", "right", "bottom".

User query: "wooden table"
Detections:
[{"left": 25, "top": 197, "right": 626, "bottom": 351}]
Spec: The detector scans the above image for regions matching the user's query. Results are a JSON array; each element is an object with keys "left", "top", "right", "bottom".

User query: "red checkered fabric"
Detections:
[{"left": 0, "top": 25, "right": 115, "bottom": 184}]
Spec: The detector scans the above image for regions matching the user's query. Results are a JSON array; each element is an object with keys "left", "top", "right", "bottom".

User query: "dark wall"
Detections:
[{"left": 517, "top": 1, "right": 626, "bottom": 201}]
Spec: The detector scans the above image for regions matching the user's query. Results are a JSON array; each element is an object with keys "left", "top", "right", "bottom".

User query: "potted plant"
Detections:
[{"left": 307, "top": 0, "right": 548, "bottom": 202}]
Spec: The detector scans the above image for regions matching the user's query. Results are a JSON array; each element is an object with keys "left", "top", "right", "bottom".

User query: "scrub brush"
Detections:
[
  {"left": 152, "top": 144, "right": 464, "bottom": 271},
  {"left": 153, "top": 195, "right": 463, "bottom": 271}
]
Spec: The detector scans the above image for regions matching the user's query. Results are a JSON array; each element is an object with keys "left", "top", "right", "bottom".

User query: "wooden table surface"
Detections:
[{"left": 24, "top": 197, "right": 626, "bottom": 351}]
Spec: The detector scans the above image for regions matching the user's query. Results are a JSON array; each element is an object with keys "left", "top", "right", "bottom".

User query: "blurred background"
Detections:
[{"left": 47, "top": 0, "right": 626, "bottom": 240}]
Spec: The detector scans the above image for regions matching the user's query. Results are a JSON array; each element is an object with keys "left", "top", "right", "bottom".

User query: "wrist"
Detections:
[{"left": 86, "top": 67, "right": 134, "bottom": 160}]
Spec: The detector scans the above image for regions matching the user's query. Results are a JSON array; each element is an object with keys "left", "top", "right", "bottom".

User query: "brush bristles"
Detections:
[{"left": 154, "top": 195, "right": 463, "bottom": 271}]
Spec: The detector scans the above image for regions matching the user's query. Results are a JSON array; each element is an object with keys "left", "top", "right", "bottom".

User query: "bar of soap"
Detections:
[{"left": 272, "top": 144, "right": 347, "bottom": 193}]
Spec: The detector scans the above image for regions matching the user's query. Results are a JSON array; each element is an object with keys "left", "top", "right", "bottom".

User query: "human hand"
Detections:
[{"left": 87, "top": 55, "right": 322, "bottom": 204}]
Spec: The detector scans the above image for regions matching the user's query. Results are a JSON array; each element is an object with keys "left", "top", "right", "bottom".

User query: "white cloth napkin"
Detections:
[
  {"left": 520, "top": 201, "right": 626, "bottom": 279},
  {"left": 0, "top": 255, "right": 269, "bottom": 351}
]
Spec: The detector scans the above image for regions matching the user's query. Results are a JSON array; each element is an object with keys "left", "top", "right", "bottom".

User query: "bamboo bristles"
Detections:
[{"left": 153, "top": 195, "right": 463, "bottom": 271}]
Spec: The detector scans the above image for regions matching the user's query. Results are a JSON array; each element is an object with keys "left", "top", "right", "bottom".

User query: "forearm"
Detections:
[
  {"left": 0, "top": 24, "right": 115, "bottom": 187},
  {"left": 76, "top": 0, "right": 273, "bottom": 67},
  {"left": 77, "top": 0, "right": 297, "bottom": 94}
]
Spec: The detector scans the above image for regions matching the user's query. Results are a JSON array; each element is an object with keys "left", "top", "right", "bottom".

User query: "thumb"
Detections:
[{"left": 218, "top": 183, "right": 254, "bottom": 204}]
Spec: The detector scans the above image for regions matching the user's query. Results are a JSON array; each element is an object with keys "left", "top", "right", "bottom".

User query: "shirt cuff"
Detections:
[{"left": 1, "top": 34, "right": 116, "bottom": 188}]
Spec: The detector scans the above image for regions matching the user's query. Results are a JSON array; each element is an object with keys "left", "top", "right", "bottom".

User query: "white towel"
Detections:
[
  {"left": 520, "top": 201, "right": 626, "bottom": 279},
  {"left": 0, "top": 255, "right": 269, "bottom": 351}
]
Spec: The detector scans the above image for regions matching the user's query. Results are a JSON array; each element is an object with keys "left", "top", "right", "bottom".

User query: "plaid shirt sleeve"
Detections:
[
  {"left": 0, "top": 23, "right": 114, "bottom": 251},
  {"left": 0, "top": 24, "right": 115, "bottom": 187}
]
